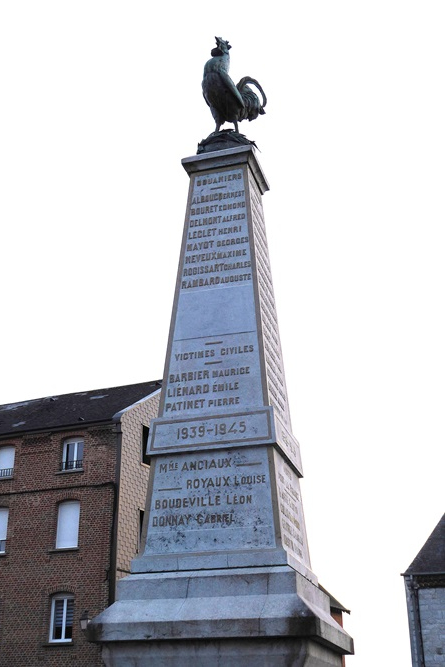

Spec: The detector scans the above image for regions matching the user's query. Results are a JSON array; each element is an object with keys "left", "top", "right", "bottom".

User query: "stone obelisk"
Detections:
[
  {"left": 88, "top": 36, "right": 353, "bottom": 666},
  {"left": 88, "top": 145, "right": 353, "bottom": 665},
  {"left": 136, "top": 146, "right": 310, "bottom": 577}
]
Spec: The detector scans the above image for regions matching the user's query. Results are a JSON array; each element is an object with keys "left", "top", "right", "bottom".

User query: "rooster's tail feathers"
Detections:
[{"left": 236, "top": 76, "right": 267, "bottom": 121}]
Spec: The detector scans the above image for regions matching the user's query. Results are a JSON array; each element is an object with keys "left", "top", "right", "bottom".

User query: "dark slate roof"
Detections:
[
  {"left": 0, "top": 380, "right": 162, "bottom": 436},
  {"left": 403, "top": 514, "right": 445, "bottom": 575}
]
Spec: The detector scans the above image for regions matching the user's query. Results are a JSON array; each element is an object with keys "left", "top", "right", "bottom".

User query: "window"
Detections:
[
  {"left": 138, "top": 509, "right": 145, "bottom": 553},
  {"left": 141, "top": 425, "right": 150, "bottom": 465},
  {"left": 61, "top": 438, "right": 84, "bottom": 471},
  {"left": 56, "top": 501, "right": 80, "bottom": 549},
  {"left": 0, "top": 446, "right": 15, "bottom": 478},
  {"left": 49, "top": 594, "right": 74, "bottom": 642},
  {"left": 0, "top": 508, "right": 9, "bottom": 553}
]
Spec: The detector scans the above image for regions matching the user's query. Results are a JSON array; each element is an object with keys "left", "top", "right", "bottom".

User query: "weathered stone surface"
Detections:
[
  {"left": 89, "top": 567, "right": 352, "bottom": 657},
  {"left": 101, "top": 639, "right": 344, "bottom": 667},
  {"left": 143, "top": 446, "right": 274, "bottom": 552},
  {"left": 133, "top": 444, "right": 313, "bottom": 580}
]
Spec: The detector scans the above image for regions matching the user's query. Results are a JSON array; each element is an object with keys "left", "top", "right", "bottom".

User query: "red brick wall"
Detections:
[{"left": 0, "top": 424, "right": 117, "bottom": 667}]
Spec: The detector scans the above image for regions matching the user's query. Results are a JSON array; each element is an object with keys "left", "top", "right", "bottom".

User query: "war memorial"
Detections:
[{"left": 89, "top": 38, "right": 354, "bottom": 666}]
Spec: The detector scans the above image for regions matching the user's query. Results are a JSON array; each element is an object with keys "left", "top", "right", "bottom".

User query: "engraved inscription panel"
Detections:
[
  {"left": 145, "top": 447, "right": 275, "bottom": 555},
  {"left": 274, "top": 449, "right": 311, "bottom": 567},
  {"left": 249, "top": 174, "right": 291, "bottom": 428},
  {"left": 180, "top": 169, "right": 251, "bottom": 293},
  {"left": 159, "top": 167, "right": 265, "bottom": 424},
  {"left": 164, "top": 332, "right": 263, "bottom": 418},
  {"left": 150, "top": 409, "right": 273, "bottom": 453},
  {"left": 274, "top": 416, "right": 303, "bottom": 475}
]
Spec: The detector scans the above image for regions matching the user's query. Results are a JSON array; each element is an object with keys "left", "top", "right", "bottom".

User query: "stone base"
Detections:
[
  {"left": 88, "top": 566, "right": 353, "bottom": 666},
  {"left": 197, "top": 129, "right": 258, "bottom": 154},
  {"left": 101, "top": 638, "right": 343, "bottom": 667}
]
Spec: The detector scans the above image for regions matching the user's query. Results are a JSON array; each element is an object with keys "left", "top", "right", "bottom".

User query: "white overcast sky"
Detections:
[{"left": 1, "top": 2, "right": 444, "bottom": 664}]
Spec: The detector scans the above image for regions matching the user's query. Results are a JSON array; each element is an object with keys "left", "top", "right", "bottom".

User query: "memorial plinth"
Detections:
[{"left": 89, "top": 146, "right": 353, "bottom": 666}]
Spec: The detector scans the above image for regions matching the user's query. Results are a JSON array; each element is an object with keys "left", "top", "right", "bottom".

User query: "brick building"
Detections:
[
  {"left": 0, "top": 380, "right": 160, "bottom": 667},
  {"left": 402, "top": 514, "right": 445, "bottom": 667}
]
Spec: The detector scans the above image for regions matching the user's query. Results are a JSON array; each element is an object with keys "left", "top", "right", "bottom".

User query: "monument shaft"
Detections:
[{"left": 137, "top": 146, "right": 311, "bottom": 578}]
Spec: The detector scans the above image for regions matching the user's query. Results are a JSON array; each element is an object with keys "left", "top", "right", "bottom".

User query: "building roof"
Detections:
[
  {"left": 319, "top": 584, "right": 350, "bottom": 614},
  {"left": 0, "top": 380, "right": 162, "bottom": 436},
  {"left": 403, "top": 513, "right": 445, "bottom": 576}
]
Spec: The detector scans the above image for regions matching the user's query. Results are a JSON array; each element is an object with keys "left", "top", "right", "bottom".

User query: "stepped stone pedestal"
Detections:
[{"left": 88, "top": 146, "right": 353, "bottom": 665}]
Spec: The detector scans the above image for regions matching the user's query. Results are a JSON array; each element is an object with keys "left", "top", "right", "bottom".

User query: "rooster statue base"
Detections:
[{"left": 197, "top": 128, "right": 258, "bottom": 154}]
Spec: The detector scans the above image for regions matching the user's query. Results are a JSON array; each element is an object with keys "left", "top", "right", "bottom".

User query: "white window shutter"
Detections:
[{"left": 56, "top": 501, "right": 80, "bottom": 548}]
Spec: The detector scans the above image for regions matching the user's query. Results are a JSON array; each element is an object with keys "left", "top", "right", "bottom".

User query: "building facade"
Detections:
[
  {"left": 402, "top": 514, "right": 445, "bottom": 667},
  {"left": 0, "top": 380, "right": 160, "bottom": 667}
]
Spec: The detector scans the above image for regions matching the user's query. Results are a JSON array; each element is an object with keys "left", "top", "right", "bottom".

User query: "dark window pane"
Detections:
[
  {"left": 65, "top": 442, "right": 76, "bottom": 463},
  {"left": 53, "top": 599, "right": 64, "bottom": 639},
  {"left": 142, "top": 426, "right": 150, "bottom": 465}
]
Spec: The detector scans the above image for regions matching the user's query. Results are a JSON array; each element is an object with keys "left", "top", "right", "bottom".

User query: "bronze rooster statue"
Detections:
[{"left": 202, "top": 37, "right": 267, "bottom": 134}]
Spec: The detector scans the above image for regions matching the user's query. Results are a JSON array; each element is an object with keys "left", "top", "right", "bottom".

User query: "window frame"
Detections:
[
  {"left": 0, "top": 446, "right": 15, "bottom": 478},
  {"left": 55, "top": 500, "right": 80, "bottom": 549},
  {"left": 0, "top": 507, "right": 9, "bottom": 553},
  {"left": 49, "top": 594, "right": 74, "bottom": 643},
  {"left": 61, "top": 437, "right": 84, "bottom": 471}
]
